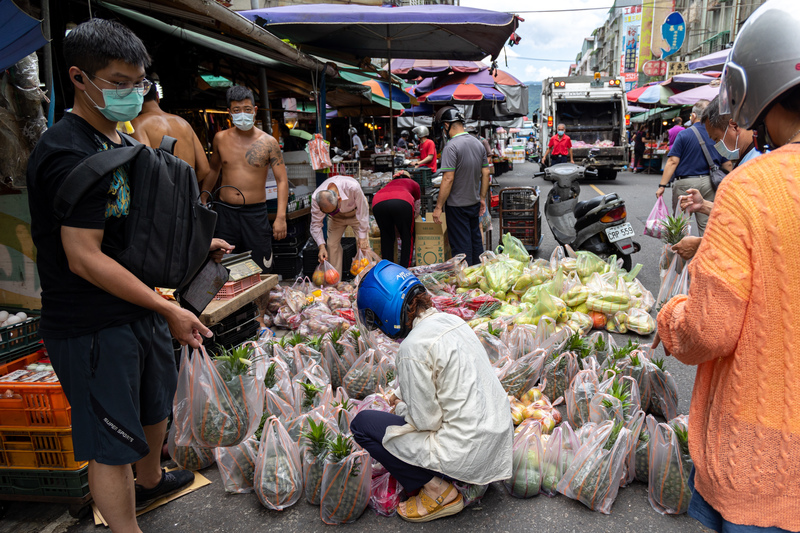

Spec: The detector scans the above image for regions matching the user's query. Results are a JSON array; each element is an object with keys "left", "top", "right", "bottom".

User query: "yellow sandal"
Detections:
[{"left": 398, "top": 483, "right": 464, "bottom": 523}]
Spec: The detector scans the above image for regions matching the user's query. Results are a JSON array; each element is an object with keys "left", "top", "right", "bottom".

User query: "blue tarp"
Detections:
[
  {"left": 238, "top": 4, "right": 518, "bottom": 62},
  {"left": 0, "top": 0, "right": 48, "bottom": 72}
]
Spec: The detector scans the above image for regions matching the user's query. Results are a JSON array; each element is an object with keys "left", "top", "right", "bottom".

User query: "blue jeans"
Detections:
[{"left": 688, "top": 468, "right": 796, "bottom": 533}]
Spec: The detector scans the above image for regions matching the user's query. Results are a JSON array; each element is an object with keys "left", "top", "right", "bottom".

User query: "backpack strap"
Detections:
[
  {"left": 53, "top": 144, "right": 146, "bottom": 221},
  {"left": 690, "top": 126, "right": 719, "bottom": 172},
  {"left": 159, "top": 135, "right": 177, "bottom": 155}
]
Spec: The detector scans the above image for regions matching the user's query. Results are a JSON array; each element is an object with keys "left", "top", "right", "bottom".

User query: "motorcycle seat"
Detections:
[{"left": 574, "top": 193, "right": 619, "bottom": 219}]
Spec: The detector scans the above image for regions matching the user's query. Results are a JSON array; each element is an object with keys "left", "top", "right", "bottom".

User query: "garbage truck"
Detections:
[{"left": 540, "top": 75, "right": 630, "bottom": 180}]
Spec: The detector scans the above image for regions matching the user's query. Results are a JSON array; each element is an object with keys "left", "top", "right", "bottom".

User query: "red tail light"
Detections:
[
  {"left": 601, "top": 206, "right": 626, "bottom": 223},
  {"left": 625, "top": 114, "right": 631, "bottom": 126}
]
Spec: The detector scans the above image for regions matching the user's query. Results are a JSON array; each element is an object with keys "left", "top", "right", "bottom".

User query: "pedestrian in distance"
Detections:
[
  {"left": 371, "top": 170, "right": 421, "bottom": 268},
  {"left": 543, "top": 123, "right": 574, "bottom": 165},
  {"left": 204, "top": 85, "right": 289, "bottom": 272},
  {"left": 431, "top": 106, "right": 491, "bottom": 266},
  {"left": 632, "top": 125, "right": 649, "bottom": 173},
  {"left": 26, "top": 19, "right": 232, "bottom": 533},
  {"left": 131, "top": 81, "right": 210, "bottom": 180},
  {"left": 310, "top": 175, "right": 372, "bottom": 276},
  {"left": 654, "top": 2, "right": 800, "bottom": 531},
  {"left": 352, "top": 261, "right": 512, "bottom": 523},
  {"left": 666, "top": 117, "right": 685, "bottom": 150},
  {"left": 411, "top": 125, "right": 437, "bottom": 173}
]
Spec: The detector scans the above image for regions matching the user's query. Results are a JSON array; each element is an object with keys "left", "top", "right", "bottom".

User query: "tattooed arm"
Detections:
[{"left": 246, "top": 134, "right": 288, "bottom": 240}]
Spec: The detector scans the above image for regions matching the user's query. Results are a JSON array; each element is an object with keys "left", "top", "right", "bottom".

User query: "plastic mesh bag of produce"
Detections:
[
  {"left": 496, "top": 349, "right": 547, "bottom": 398},
  {"left": 576, "top": 251, "right": 608, "bottom": 280},
  {"left": 320, "top": 435, "right": 373, "bottom": 524},
  {"left": 540, "top": 421, "right": 581, "bottom": 496},
  {"left": 541, "top": 350, "right": 579, "bottom": 402},
  {"left": 343, "top": 349, "right": 387, "bottom": 400},
  {"left": 369, "top": 473, "right": 402, "bottom": 517},
  {"left": 498, "top": 232, "right": 531, "bottom": 263},
  {"left": 180, "top": 346, "right": 266, "bottom": 448},
  {"left": 557, "top": 420, "right": 632, "bottom": 514},
  {"left": 254, "top": 416, "right": 303, "bottom": 510},
  {"left": 566, "top": 369, "right": 600, "bottom": 429},
  {"left": 648, "top": 418, "right": 692, "bottom": 515},
  {"left": 504, "top": 421, "right": 544, "bottom": 498},
  {"left": 215, "top": 436, "right": 259, "bottom": 493},
  {"left": 647, "top": 357, "right": 679, "bottom": 419},
  {"left": 301, "top": 418, "right": 332, "bottom": 505},
  {"left": 167, "top": 424, "right": 214, "bottom": 471}
]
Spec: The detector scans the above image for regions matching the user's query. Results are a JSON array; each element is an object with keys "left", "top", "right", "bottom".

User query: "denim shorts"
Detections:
[
  {"left": 688, "top": 468, "right": 797, "bottom": 533},
  {"left": 44, "top": 313, "right": 177, "bottom": 466}
]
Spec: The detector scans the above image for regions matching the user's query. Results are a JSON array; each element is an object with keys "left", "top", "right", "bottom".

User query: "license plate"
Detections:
[{"left": 605, "top": 223, "right": 635, "bottom": 243}]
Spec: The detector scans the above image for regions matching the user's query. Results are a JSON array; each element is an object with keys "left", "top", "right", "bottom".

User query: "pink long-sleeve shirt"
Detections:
[{"left": 310, "top": 175, "right": 370, "bottom": 246}]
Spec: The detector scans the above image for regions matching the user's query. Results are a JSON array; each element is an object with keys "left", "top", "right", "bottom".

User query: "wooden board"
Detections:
[{"left": 199, "top": 274, "right": 278, "bottom": 326}]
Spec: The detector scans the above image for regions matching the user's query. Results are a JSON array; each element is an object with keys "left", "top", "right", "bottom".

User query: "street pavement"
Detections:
[{"left": 0, "top": 162, "right": 709, "bottom": 533}]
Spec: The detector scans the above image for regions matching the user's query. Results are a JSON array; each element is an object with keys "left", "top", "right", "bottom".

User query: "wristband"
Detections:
[{"left": 658, "top": 184, "right": 667, "bottom": 189}]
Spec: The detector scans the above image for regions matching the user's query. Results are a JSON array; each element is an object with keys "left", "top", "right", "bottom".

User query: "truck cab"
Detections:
[{"left": 540, "top": 76, "right": 630, "bottom": 179}]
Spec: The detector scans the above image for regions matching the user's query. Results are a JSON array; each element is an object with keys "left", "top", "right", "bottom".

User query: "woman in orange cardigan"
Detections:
[{"left": 654, "top": 3, "right": 800, "bottom": 532}]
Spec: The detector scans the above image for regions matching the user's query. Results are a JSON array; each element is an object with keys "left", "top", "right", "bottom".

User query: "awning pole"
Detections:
[{"left": 388, "top": 27, "right": 395, "bottom": 175}]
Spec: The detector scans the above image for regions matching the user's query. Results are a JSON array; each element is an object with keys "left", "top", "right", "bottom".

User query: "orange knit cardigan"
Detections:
[{"left": 658, "top": 144, "right": 800, "bottom": 530}]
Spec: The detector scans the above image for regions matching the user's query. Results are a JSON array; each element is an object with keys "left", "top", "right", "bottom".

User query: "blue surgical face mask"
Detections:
[
  {"left": 83, "top": 74, "right": 144, "bottom": 123},
  {"left": 715, "top": 125, "right": 740, "bottom": 160},
  {"left": 231, "top": 112, "right": 255, "bottom": 131},
  {"left": 557, "top": 130, "right": 565, "bottom": 136}
]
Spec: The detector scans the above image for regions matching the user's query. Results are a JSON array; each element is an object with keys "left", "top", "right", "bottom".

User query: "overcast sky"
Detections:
[{"left": 460, "top": 0, "right": 613, "bottom": 82}]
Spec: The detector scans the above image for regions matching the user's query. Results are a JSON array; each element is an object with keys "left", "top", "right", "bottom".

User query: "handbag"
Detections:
[{"left": 690, "top": 127, "right": 728, "bottom": 191}]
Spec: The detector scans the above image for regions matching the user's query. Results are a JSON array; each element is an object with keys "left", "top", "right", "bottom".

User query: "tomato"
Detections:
[
  {"left": 590, "top": 311, "right": 607, "bottom": 329},
  {"left": 325, "top": 268, "right": 340, "bottom": 285}
]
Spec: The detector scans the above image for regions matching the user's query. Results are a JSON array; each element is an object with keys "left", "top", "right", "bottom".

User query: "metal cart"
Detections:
[{"left": 498, "top": 187, "right": 543, "bottom": 254}]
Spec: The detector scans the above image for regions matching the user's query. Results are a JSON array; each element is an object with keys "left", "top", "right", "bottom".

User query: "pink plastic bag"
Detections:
[
  {"left": 369, "top": 473, "right": 402, "bottom": 516},
  {"left": 644, "top": 196, "right": 669, "bottom": 239}
]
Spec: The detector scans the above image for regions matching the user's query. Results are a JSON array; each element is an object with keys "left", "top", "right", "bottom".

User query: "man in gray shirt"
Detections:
[{"left": 433, "top": 107, "right": 490, "bottom": 265}]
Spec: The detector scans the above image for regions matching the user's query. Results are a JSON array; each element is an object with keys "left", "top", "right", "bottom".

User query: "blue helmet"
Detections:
[{"left": 356, "top": 260, "right": 425, "bottom": 338}]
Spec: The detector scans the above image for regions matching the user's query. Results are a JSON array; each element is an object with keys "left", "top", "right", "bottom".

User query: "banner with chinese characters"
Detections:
[{"left": 620, "top": 5, "right": 642, "bottom": 91}]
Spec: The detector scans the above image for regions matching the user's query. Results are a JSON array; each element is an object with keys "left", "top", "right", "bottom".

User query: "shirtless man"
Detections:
[
  {"left": 132, "top": 84, "right": 210, "bottom": 181},
  {"left": 204, "top": 85, "right": 288, "bottom": 271}
]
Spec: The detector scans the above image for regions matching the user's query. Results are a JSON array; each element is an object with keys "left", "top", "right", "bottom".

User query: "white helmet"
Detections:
[
  {"left": 720, "top": 0, "right": 800, "bottom": 130},
  {"left": 348, "top": 127, "right": 357, "bottom": 136},
  {"left": 412, "top": 125, "right": 429, "bottom": 138}
]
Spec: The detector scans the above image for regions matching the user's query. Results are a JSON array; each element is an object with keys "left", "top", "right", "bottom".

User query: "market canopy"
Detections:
[
  {"left": 386, "top": 59, "right": 487, "bottom": 79},
  {"left": 635, "top": 85, "right": 675, "bottom": 106},
  {"left": 238, "top": 5, "right": 519, "bottom": 63},
  {"left": 0, "top": 0, "right": 48, "bottom": 71},
  {"left": 629, "top": 106, "right": 682, "bottom": 123},
  {"left": 667, "top": 81, "right": 721, "bottom": 105},
  {"left": 338, "top": 70, "right": 416, "bottom": 111},
  {"left": 687, "top": 49, "right": 730, "bottom": 71}
]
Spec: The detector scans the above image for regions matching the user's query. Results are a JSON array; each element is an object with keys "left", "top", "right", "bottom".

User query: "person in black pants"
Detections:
[
  {"left": 432, "top": 106, "right": 490, "bottom": 266},
  {"left": 372, "top": 171, "right": 421, "bottom": 267},
  {"left": 633, "top": 125, "right": 649, "bottom": 173}
]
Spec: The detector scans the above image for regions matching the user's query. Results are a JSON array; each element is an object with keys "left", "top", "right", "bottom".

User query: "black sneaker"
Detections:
[{"left": 135, "top": 468, "right": 195, "bottom": 511}]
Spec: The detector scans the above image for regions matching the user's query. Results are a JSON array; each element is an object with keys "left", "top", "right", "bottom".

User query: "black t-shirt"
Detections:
[
  {"left": 27, "top": 113, "right": 151, "bottom": 338},
  {"left": 634, "top": 131, "right": 647, "bottom": 151}
]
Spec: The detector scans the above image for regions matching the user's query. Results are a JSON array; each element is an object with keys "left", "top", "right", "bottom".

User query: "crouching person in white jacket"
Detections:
[{"left": 351, "top": 260, "right": 513, "bottom": 523}]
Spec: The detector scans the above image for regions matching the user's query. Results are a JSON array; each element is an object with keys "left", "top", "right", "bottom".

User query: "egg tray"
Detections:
[{"left": 0, "top": 310, "right": 41, "bottom": 363}]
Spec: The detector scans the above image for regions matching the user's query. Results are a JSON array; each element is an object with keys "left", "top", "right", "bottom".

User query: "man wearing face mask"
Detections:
[
  {"left": 26, "top": 19, "right": 215, "bottom": 532},
  {"left": 543, "top": 123, "right": 574, "bottom": 165},
  {"left": 205, "top": 85, "right": 289, "bottom": 272},
  {"left": 703, "top": 96, "right": 761, "bottom": 168}
]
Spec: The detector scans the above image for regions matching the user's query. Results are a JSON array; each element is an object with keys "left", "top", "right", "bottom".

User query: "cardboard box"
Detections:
[{"left": 414, "top": 212, "right": 450, "bottom": 266}]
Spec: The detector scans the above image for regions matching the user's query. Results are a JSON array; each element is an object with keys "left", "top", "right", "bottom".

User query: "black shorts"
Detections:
[
  {"left": 43, "top": 313, "right": 176, "bottom": 465},
  {"left": 214, "top": 201, "right": 273, "bottom": 271}
]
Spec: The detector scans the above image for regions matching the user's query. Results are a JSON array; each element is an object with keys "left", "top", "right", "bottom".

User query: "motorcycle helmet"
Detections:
[
  {"left": 434, "top": 106, "right": 465, "bottom": 125},
  {"left": 400, "top": 130, "right": 409, "bottom": 138},
  {"left": 348, "top": 127, "right": 357, "bottom": 136},
  {"left": 719, "top": 0, "right": 800, "bottom": 130},
  {"left": 356, "top": 260, "right": 425, "bottom": 338},
  {"left": 412, "top": 125, "right": 429, "bottom": 138}
]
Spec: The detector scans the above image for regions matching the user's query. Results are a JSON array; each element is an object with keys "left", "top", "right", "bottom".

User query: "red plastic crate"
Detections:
[
  {"left": 0, "top": 350, "right": 71, "bottom": 429},
  {"left": 215, "top": 274, "right": 262, "bottom": 300}
]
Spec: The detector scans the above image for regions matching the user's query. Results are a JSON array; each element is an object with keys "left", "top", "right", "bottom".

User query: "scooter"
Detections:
[{"left": 534, "top": 151, "right": 639, "bottom": 270}]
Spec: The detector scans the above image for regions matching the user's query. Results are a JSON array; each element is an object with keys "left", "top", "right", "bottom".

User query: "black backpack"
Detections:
[{"left": 53, "top": 135, "right": 217, "bottom": 290}]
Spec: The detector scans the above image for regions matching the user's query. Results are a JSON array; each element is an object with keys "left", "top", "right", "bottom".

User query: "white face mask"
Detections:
[
  {"left": 557, "top": 130, "right": 565, "bottom": 137},
  {"left": 231, "top": 112, "right": 255, "bottom": 131},
  {"left": 715, "top": 124, "right": 740, "bottom": 160}
]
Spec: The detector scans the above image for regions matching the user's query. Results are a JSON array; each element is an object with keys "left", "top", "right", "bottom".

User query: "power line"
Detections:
[{"left": 512, "top": 57, "right": 577, "bottom": 62}]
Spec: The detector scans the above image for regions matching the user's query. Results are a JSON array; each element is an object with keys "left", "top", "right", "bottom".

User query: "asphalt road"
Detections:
[{"left": 0, "top": 162, "right": 708, "bottom": 533}]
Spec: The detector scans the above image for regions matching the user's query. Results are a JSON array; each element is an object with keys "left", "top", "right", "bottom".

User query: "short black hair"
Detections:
[
  {"left": 63, "top": 19, "right": 151, "bottom": 75},
  {"left": 143, "top": 83, "right": 158, "bottom": 102},
  {"left": 227, "top": 85, "right": 255, "bottom": 107},
  {"left": 777, "top": 84, "right": 800, "bottom": 115}
]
